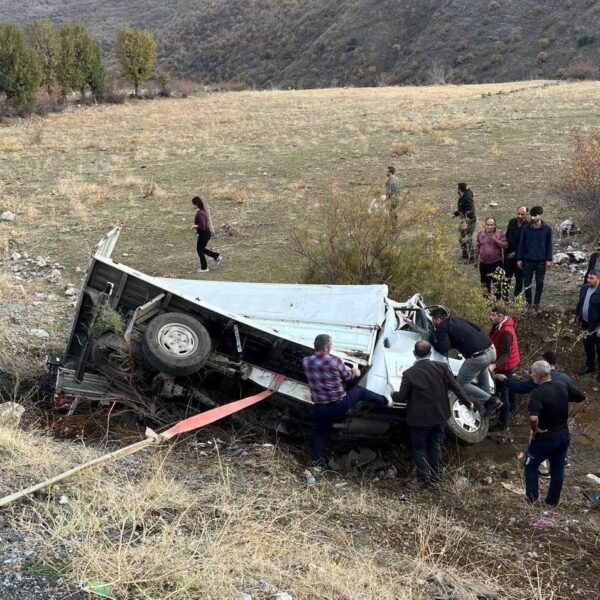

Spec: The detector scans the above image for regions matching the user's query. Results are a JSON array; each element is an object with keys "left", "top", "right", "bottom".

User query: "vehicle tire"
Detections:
[
  {"left": 446, "top": 391, "right": 489, "bottom": 445},
  {"left": 143, "top": 312, "right": 211, "bottom": 376},
  {"left": 92, "top": 332, "right": 135, "bottom": 380}
]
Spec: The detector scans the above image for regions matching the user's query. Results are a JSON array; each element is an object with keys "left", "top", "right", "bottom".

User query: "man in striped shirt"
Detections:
[{"left": 302, "top": 334, "right": 389, "bottom": 467}]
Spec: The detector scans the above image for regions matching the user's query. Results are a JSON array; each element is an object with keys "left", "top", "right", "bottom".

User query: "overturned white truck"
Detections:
[{"left": 52, "top": 227, "right": 490, "bottom": 446}]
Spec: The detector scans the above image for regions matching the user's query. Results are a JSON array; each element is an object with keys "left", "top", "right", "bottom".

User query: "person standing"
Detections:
[
  {"left": 191, "top": 196, "right": 222, "bottom": 273},
  {"left": 504, "top": 206, "right": 528, "bottom": 299},
  {"left": 517, "top": 206, "right": 553, "bottom": 309},
  {"left": 572, "top": 269, "right": 600, "bottom": 379},
  {"left": 394, "top": 341, "right": 473, "bottom": 488},
  {"left": 475, "top": 217, "right": 508, "bottom": 299},
  {"left": 454, "top": 182, "right": 476, "bottom": 263},
  {"left": 524, "top": 360, "right": 586, "bottom": 506},
  {"left": 429, "top": 308, "right": 502, "bottom": 417},
  {"left": 302, "top": 334, "right": 389, "bottom": 468},
  {"left": 382, "top": 165, "right": 400, "bottom": 216},
  {"left": 488, "top": 307, "right": 520, "bottom": 432}
]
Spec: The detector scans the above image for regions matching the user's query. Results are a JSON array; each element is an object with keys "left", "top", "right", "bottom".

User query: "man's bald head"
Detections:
[{"left": 414, "top": 340, "right": 432, "bottom": 358}]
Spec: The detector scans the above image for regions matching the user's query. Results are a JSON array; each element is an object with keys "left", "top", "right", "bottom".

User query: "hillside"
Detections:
[{"left": 1, "top": 0, "right": 599, "bottom": 87}]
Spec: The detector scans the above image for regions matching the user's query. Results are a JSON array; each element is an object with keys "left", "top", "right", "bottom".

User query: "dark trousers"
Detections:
[
  {"left": 582, "top": 323, "right": 600, "bottom": 370},
  {"left": 525, "top": 430, "right": 570, "bottom": 505},
  {"left": 479, "top": 261, "right": 504, "bottom": 299},
  {"left": 496, "top": 369, "right": 515, "bottom": 427},
  {"left": 409, "top": 424, "right": 445, "bottom": 483},
  {"left": 504, "top": 256, "right": 524, "bottom": 298},
  {"left": 459, "top": 221, "right": 475, "bottom": 261},
  {"left": 196, "top": 229, "right": 219, "bottom": 270},
  {"left": 522, "top": 260, "right": 546, "bottom": 306},
  {"left": 311, "top": 387, "right": 387, "bottom": 461}
]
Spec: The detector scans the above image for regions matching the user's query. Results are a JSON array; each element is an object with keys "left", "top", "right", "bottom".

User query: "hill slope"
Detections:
[{"left": 1, "top": 0, "right": 599, "bottom": 86}]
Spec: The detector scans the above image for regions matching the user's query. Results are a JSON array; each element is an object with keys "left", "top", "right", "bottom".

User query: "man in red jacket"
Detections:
[{"left": 488, "top": 306, "right": 520, "bottom": 432}]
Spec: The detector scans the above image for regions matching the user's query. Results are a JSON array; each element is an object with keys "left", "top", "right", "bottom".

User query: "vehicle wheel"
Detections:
[
  {"left": 446, "top": 391, "right": 488, "bottom": 445},
  {"left": 143, "top": 312, "right": 211, "bottom": 376},
  {"left": 92, "top": 332, "right": 135, "bottom": 379}
]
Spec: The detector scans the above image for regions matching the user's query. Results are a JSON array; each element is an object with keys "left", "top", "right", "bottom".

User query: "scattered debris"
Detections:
[
  {"left": 0, "top": 211, "right": 15, "bottom": 222},
  {"left": 0, "top": 402, "right": 25, "bottom": 429},
  {"left": 585, "top": 473, "right": 600, "bottom": 486},
  {"left": 81, "top": 579, "right": 114, "bottom": 598},
  {"left": 532, "top": 518, "right": 556, "bottom": 529},
  {"left": 9, "top": 252, "right": 21, "bottom": 261},
  {"left": 26, "top": 328, "right": 50, "bottom": 341},
  {"left": 304, "top": 470, "right": 316, "bottom": 485}
]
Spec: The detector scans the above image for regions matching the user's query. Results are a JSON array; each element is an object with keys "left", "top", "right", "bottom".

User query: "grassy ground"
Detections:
[
  {"left": 0, "top": 419, "right": 599, "bottom": 600},
  {"left": 1, "top": 80, "right": 599, "bottom": 289},
  {"left": 2, "top": 82, "right": 600, "bottom": 598}
]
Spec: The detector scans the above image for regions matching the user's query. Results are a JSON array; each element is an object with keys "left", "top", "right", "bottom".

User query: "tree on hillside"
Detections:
[
  {"left": 0, "top": 23, "right": 41, "bottom": 105},
  {"left": 115, "top": 27, "right": 156, "bottom": 97},
  {"left": 25, "top": 20, "right": 60, "bottom": 95},
  {"left": 58, "top": 23, "right": 105, "bottom": 101}
]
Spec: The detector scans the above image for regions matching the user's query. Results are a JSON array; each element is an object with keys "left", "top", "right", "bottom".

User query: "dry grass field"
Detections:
[
  {"left": 2, "top": 82, "right": 600, "bottom": 599},
  {"left": 1, "top": 80, "right": 599, "bottom": 288}
]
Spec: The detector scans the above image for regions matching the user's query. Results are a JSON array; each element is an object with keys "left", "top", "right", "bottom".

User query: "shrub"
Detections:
[
  {"left": 538, "top": 37, "right": 550, "bottom": 48},
  {"left": 97, "top": 79, "right": 126, "bottom": 104},
  {"left": 346, "top": 38, "right": 359, "bottom": 52},
  {"left": 391, "top": 141, "right": 417, "bottom": 156},
  {"left": 536, "top": 51, "right": 548, "bottom": 63},
  {"left": 577, "top": 34, "right": 596, "bottom": 47},
  {"left": 560, "top": 127, "right": 600, "bottom": 233},
  {"left": 0, "top": 23, "right": 41, "bottom": 105},
  {"left": 157, "top": 71, "right": 172, "bottom": 97},
  {"left": 292, "top": 192, "right": 488, "bottom": 322},
  {"left": 511, "top": 31, "right": 523, "bottom": 43},
  {"left": 566, "top": 58, "right": 598, "bottom": 79}
]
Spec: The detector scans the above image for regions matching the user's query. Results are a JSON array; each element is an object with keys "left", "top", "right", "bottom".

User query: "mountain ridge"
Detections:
[{"left": 1, "top": 0, "right": 599, "bottom": 87}]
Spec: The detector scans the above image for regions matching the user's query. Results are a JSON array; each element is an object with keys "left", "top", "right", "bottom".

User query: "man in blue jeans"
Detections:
[
  {"left": 525, "top": 360, "right": 586, "bottom": 506},
  {"left": 302, "top": 334, "right": 390, "bottom": 468},
  {"left": 394, "top": 340, "right": 474, "bottom": 488},
  {"left": 517, "top": 206, "right": 553, "bottom": 309}
]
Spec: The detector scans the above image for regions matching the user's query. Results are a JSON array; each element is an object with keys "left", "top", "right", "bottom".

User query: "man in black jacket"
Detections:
[
  {"left": 572, "top": 269, "right": 600, "bottom": 379},
  {"left": 454, "top": 182, "right": 476, "bottom": 263},
  {"left": 430, "top": 308, "right": 502, "bottom": 417},
  {"left": 583, "top": 243, "right": 600, "bottom": 285},
  {"left": 525, "top": 360, "right": 586, "bottom": 505},
  {"left": 504, "top": 206, "right": 528, "bottom": 299},
  {"left": 517, "top": 206, "right": 553, "bottom": 309},
  {"left": 394, "top": 340, "right": 473, "bottom": 487}
]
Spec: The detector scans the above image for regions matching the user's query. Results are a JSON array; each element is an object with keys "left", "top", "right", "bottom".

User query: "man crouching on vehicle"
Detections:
[
  {"left": 394, "top": 341, "right": 474, "bottom": 489},
  {"left": 303, "top": 334, "right": 389, "bottom": 470}
]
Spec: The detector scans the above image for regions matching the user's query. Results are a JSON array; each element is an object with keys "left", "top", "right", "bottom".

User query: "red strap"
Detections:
[{"left": 160, "top": 374, "right": 284, "bottom": 441}]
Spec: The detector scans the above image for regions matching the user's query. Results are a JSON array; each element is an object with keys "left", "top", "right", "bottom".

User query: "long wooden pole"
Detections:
[{"left": 0, "top": 429, "right": 161, "bottom": 509}]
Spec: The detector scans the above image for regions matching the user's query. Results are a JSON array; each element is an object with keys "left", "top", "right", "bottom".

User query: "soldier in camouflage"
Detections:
[{"left": 383, "top": 165, "right": 400, "bottom": 217}]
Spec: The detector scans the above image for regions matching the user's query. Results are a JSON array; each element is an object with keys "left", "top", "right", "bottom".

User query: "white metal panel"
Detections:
[{"left": 152, "top": 278, "right": 388, "bottom": 360}]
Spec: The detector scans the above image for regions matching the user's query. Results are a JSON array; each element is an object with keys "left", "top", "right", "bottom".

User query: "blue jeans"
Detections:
[
  {"left": 311, "top": 386, "right": 387, "bottom": 461},
  {"left": 496, "top": 369, "right": 515, "bottom": 428},
  {"left": 524, "top": 430, "right": 570, "bottom": 505},
  {"left": 522, "top": 260, "right": 546, "bottom": 307},
  {"left": 409, "top": 424, "right": 445, "bottom": 483},
  {"left": 457, "top": 346, "right": 495, "bottom": 404}
]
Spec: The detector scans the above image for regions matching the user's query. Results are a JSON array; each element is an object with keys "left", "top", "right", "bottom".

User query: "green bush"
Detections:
[
  {"left": 577, "top": 34, "right": 595, "bottom": 47},
  {"left": 292, "top": 190, "right": 488, "bottom": 322},
  {"left": 346, "top": 38, "right": 359, "bottom": 52}
]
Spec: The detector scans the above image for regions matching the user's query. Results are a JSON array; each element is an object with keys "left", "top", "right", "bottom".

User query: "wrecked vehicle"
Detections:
[{"left": 51, "top": 227, "right": 491, "bottom": 446}]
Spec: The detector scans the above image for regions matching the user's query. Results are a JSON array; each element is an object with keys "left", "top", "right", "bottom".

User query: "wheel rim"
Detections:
[
  {"left": 452, "top": 399, "right": 482, "bottom": 433},
  {"left": 157, "top": 323, "right": 198, "bottom": 357}
]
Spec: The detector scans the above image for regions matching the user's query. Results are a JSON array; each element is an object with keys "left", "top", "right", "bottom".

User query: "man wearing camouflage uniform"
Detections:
[
  {"left": 454, "top": 182, "right": 477, "bottom": 263},
  {"left": 384, "top": 166, "right": 400, "bottom": 217}
]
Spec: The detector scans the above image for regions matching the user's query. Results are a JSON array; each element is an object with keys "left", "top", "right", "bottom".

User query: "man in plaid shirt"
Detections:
[{"left": 303, "top": 334, "right": 389, "bottom": 467}]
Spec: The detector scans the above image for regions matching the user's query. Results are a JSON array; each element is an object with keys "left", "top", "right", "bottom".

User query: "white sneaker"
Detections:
[
  {"left": 215, "top": 255, "right": 223, "bottom": 266},
  {"left": 197, "top": 267, "right": 209, "bottom": 273}
]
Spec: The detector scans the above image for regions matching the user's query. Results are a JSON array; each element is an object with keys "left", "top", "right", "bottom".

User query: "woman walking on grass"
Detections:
[{"left": 191, "top": 196, "right": 222, "bottom": 273}]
